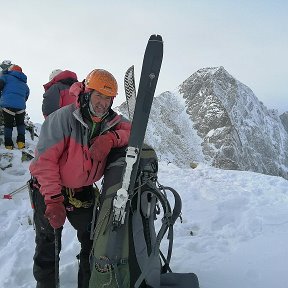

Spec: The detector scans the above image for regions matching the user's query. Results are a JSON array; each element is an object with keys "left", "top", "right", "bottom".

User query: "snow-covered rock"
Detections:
[{"left": 118, "top": 66, "right": 288, "bottom": 179}]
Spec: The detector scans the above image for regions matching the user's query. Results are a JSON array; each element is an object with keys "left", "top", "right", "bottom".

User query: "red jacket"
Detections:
[
  {"left": 42, "top": 70, "right": 78, "bottom": 118},
  {"left": 29, "top": 104, "right": 131, "bottom": 203}
]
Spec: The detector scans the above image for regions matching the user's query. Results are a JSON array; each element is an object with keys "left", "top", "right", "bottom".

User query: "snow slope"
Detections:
[{"left": 0, "top": 129, "right": 288, "bottom": 288}]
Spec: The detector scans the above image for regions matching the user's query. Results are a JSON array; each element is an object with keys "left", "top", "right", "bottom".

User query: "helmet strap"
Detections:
[
  {"left": 90, "top": 114, "right": 105, "bottom": 123},
  {"left": 88, "top": 95, "right": 113, "bottom": 123},
  {"left": 88, "top": 108, "right": 109, "bottom": 123}
]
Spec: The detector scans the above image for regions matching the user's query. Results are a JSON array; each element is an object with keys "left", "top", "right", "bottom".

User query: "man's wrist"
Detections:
[{"left": 45, "top": 193, "right": 64, "bottom": 205}]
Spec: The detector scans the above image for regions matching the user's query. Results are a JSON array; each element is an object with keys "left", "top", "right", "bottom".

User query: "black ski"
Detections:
[{"left": 113, "top": 34, "right": 163, "bottom": 226}]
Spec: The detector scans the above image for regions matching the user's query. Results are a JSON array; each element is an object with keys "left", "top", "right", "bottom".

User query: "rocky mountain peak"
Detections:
[{"left": 118, "top": 66, "right": 288, "bottom": 179}]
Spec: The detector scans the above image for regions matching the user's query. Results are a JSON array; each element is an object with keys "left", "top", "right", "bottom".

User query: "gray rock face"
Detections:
[
  {"left": 179, "top": 67, "right": 288, "bottom": 179},
  {"left": 280, "top": 112, "right": 288, "bottom": 134},
  {"left": 118, "top": 66, "right": 288, "bottom": 179}
]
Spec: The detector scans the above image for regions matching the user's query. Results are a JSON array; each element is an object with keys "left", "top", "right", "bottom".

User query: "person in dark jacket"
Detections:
[
  {"left": 29, "top": 68, "right": 131, "bottom": 288},
  {"left": 42, "top": 69, "right": 78, "bottom": 118},
  {"left": 0, "top": 64, "right": 30, "bottom": 149}
]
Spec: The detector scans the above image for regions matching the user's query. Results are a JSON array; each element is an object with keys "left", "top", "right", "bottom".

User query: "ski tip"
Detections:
[
  {"left": 149, "top": 34, "right": 163, "bottom": 42},
  {"left": 126, "top": 65, "right": 134, "bottom": 73}
]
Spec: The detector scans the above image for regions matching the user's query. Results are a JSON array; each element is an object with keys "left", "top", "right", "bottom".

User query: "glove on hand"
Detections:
[
  {"left": 89, "top": 132, "right": 117, "bottom": 162},
  {"left": 45, "top": 202, "right": 66, "bottom": 229}
]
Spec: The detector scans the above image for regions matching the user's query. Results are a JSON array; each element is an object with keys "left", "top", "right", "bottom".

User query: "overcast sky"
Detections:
[{"left": 2, "top": 0, "right": 287, "bottom": 123}]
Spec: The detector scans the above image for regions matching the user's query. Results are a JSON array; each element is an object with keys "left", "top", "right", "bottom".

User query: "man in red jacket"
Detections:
[
  {"left": 42, "top": 69, "right": 78, "bottom": 118},
  {"left": 29, "top": 69, "right": 131, "bottom": 288}
]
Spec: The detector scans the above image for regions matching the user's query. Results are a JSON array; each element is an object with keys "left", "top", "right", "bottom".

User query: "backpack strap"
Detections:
[
  {"left": 134, "top": 182, "right": 182, "bottom": 288},
  {"left": 158, "top": 186, "right": 182, "bottom": 273}
]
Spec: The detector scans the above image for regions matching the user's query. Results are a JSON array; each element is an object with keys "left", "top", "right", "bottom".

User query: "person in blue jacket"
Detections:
[{"left": 0, "top": 64, "right": 30, "bottom": 149}]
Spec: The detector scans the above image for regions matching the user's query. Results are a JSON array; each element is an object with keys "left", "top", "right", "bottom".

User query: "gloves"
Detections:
[
  {"left": 89, "top": 132, "right": 117, "bottom": 162},
  {"left": 45, "top": 202, "right": 66, "bottom": 229}
]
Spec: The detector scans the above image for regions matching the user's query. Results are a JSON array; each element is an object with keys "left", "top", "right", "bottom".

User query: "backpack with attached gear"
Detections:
[{"left": 89, "top": 144, "right": 199, "bottom": 288}]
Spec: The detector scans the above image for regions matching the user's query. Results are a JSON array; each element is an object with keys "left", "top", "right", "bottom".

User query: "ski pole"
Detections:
[
  {"left": 3, "top": 183, "right": 28, "bottom": 199},
  {"left": 54, "top": 228, "right": 60, "bottom": 288}
]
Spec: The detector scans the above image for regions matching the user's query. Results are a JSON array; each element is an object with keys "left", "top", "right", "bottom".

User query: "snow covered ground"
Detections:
[{"left": 0, "top": 131, "right": 288, "bottom": 288}]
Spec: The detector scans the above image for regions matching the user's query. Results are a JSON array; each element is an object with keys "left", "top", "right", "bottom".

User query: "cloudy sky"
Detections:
[{"left": 2, "top": 0, "right": 287, "bottom": 123}]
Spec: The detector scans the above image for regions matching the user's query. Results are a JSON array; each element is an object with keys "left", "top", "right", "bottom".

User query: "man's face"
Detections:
[{"left": 90, "top": 90, "right": 112, "bottom": 117}]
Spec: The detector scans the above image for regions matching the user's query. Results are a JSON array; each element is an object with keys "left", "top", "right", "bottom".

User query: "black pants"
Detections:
[
  {"left": 2, "top": 108, "right": 25, "bottom": 146},
  {"left": 32, "top": 185, "right": 94, "bottom": 288}
]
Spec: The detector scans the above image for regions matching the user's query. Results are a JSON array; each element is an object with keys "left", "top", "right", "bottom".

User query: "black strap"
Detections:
[
  {"left": 134, "top": 183, "right": 182, "bottom": 287},
  {"left": 160, "top": 250, "right": 172, "bottom": 273}
]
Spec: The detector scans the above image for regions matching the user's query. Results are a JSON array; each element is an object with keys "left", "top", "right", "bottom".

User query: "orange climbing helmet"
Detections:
[{"left": 85, "top": 69, "right": 118, "bottom": 97}]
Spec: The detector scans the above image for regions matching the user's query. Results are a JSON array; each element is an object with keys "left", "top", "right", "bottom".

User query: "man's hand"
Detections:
[
  {"left": 89, "top": 132, "right": 117, "bottom": 162},
  {"left": 45, "top": 202, "right": 66, "bottom": 229}
]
